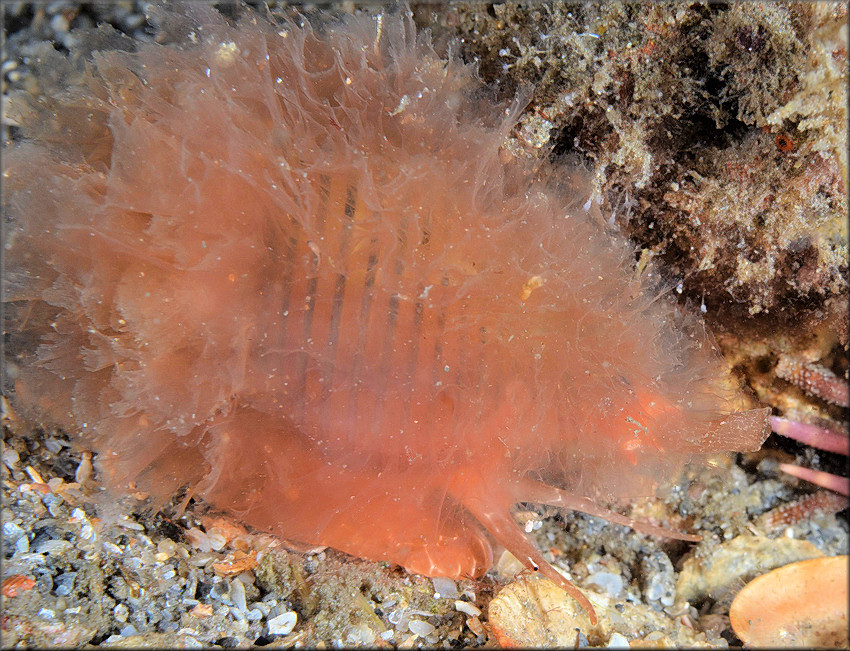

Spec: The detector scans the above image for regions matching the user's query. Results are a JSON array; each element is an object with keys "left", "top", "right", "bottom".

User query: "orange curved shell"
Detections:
[
  {"left": 1, "top": 574, "right": 36, "bottom": 598},
  {"left": 730, "top": 555, "right": 849, "bottom": 647}
]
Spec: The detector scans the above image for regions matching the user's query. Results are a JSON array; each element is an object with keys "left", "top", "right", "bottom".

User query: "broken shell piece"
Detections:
[
  {"left": 488, "top": 574, "right": 598, "bottom": 647},
  {"left": 1, "top": 574, "right": 36, "bottom": 598},
  {"left": 489, "top": 574, "right": 719, "bottom": 647},
  {"left": 730, "top": 555, "right": 848, "bottom": 648}
]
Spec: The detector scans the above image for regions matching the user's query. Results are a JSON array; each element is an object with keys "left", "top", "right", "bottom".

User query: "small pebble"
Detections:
[
  {"left": 102, "top": 542, "right": 123, "bottom": 555},
  {"left": 46, "top": 497, "right": 64, "bottom": 517},
  {"left": 34, "top": 539, "right": 72, "bottom": 554},
  {"left": 114, "top": 603, "right": 129, "bottom": 623},
  {"left": 252, "top": 601, "right": 271, "bottom": 616},
  {"left": 467, "top": 616, "right": 485, "bottom": 638},
  {"left": 207, "top": 531, "right": 227, "bottom": 551},
  {"left": 2, "top": 447, "right": 20, "bottom": 468},
  {"left": 230, "top": 578, "right": 247, "bottom": 612},
  {"left": 53, "top": 572, "right": 76, "bottom": 596},
  {"left": 157, "top": 538, "right": 177, "bottom": 557},
  {"left": 235, "top": 571, "right": 255, "bottom": 585},
  {"left": 587, "top": 571, "right": 624, "bottom": 597},
  {"left": 188, "top": 552, "right": 218, "bottom": 567},
  {"left": 267, "top": 611, "right": 297, "bottom": 636},
  {"left": 408, "top": 619, "right": 436, "bottom": 637},
  {"left": 387, "top": 608, "right": 404, "bottom": 626},
  {"left": 454, "top": 600, "right": 481, "bottom": 617},
  {"left": 4, "top": 520, "right": 25, "bottom": 540},
  {"left": 185, "top": 527, "right": 211, "bottom": 551},
  {"left": 120, "top": 624, "right": 138, "bottom": 637},
  {"left": 15, "top": 535, "right": 30, "bottom": 553},
  {"left": 348, "top": 623, "right": 377, "bottom": 645},
  {"left": 43, "top": 438, "right": 64, "bottom": 454},
  {"left": 431, "top": 576, "right": 459, "bottom": 599},
  {"left": 211, "top": 579, "right": 230, "bottom": 602}
]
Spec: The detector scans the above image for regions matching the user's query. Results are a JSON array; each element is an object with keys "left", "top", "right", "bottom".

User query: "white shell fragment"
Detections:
[{"left": 267, "top": 611, "right": 297, "bottom": 636}]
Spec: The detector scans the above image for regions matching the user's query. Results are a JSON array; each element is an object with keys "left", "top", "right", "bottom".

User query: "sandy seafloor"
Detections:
[{"left": 2, "top": 1, "right": 848, "bottom": 648}]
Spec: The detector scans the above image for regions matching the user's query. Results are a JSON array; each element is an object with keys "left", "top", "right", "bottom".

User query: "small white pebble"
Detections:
[
  {"left": 267, "top": 611, "right": 297, "bottom": 635},
  {"left": 34, "top": 539, "right": 72, "bottom": 554},
  {"left": 454, "top": 600, "right": 481, "bottom": 617},
  {"left": 101, "top": 542, "right": 123, "bottom": 555},
  {"left": 230, "top": 578, "right": 247, "bottom": 612},
  {"left": 117, "top": 518, "right": 144, "bottom": 531},
  {"left": 607, "top": 632, "right": 630, "bottom": 648},
  {"left": 157, "top": 538, "right": 177, "bottom": 557},
  {"left": 431, "top": 576, "right": 459, "bottom": 599},
  {"left": 2, "top": 447, "right": 20, "bottom": 469},
  {"left": 207, "top": 531, "right": 227, "bottom": 551},
  {"left": 3, "top": 521, "right": 24, "bottom": 540},
  {"left": 408, "top": 620, "right": 435, "bottom": 637},
  {"left": 50, "top": 14, "right": 69, "bottom": 32},
  {"left": 187, "top": 552, "right": 217, "bottom": 567},
  {"left": 46, "top": 498, "right": 64, "bottom": 517},
  {"left": 235, "top": 571, "right": 255, "bottom": 585},
  {"left": 185, "top": 527, "right": 211, "bottom": 552},
  {"left": 114, "top": 603, "right": 129, "bottom": 623},
  {"left": 467, "top": 616, "right": 485, "bottom": 637},
  {"left": 252, "top": 601, "right": 271, "bottom": 616}
]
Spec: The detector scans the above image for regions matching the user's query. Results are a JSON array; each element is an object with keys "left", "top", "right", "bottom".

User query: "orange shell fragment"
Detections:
[
  {"left": 729, "top": 555, "right": 848, "bottom": 648},
  {"left": 211, "top": 550, "right": 258, "bottom": 577},
  {"left": 1, "top": 574, "right": 36, "bottom": 598}
]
